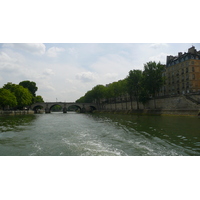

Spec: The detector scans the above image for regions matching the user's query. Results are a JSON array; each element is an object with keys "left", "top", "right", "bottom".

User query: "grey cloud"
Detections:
[
  {"left": 46, "top": 47, "right": 65, "bottom": 57},
  {"left": 76, "top": 71, "right": 96, "bottom": 82},
  {"left": 3, "top": 43, "right": 46, "bottom": 55}
]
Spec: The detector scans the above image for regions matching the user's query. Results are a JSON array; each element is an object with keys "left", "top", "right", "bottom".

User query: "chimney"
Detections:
[
  {"left": 178, "top": 52, "right": 182, "bottom": 57},
  {"left": 166, "top": 55, "right": 173, "bottom": 64}
]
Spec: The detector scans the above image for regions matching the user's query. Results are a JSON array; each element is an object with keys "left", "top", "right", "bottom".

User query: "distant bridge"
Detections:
[{"left": 30, "top": 102, "right": 98, "bottom": 113}]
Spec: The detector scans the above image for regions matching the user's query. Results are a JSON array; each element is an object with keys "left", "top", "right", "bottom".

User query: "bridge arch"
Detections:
[
  {"left": 32, "top": 103, "right": 45, "bottom": 113},
  {"left": 89, "top": 106, "right": 97, "bottom": 112},
  {"left": 49, "top": 103, "right": 64, "bottom": 112},
  {"left": 67, "top": 104, "right": 82, "bottom": 112}
]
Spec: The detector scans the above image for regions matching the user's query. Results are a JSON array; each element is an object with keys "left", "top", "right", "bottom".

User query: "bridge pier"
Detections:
[
  {"left": 45, "top": 108, "right": 51, "bottom": 113},
  {"left": 63, "top": 107, "right": 67, "bottom": 113},
  {"left": 45, "top": 104, "right": 51, "bottom": 113},
  {"left": 80, "top": 108, "right": 86, "bottom": 113}
]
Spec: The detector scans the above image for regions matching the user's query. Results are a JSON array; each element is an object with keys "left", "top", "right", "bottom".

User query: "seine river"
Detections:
[{"left": 0, "top": 112, "right": 199, "bottom": 156}]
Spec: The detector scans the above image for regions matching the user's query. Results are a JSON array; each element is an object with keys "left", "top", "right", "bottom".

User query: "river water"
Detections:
[{"left": 0, "top": 112, "right": 199, "bottom": 156}]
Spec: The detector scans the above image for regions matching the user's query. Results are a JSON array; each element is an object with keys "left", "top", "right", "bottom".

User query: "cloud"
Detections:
[
  {"left": 150, "top": 43, "right": 168, "bottom": 49},
  {"left": 68, "top": 47, "right": 77, "bottom": 55},
  {"left": 46, "top": 47, "right": 65, "bottom": 57},
  {"left": 0, "top": 51, "right": 24, "bottom": 74},
  {"left": 42, "top": 68, "right": 54, "bottom": 76},
  {"left": 105, "top": 73, "right": 118, "bottom": 79},
  {"left": 89, "top": 54, "right": 133, "bottom": 83},
  {"left": 149, "top": 52, "right": 167, "bottom": 64},
  {"left": 0, "top": 51, "right": 12, "bottom": 61},
  {"left": 76, "top": 71, "right": 97, "bottom": 82},
  {"left": 3, "top": 43, "right": 46, "bottom": 55}
]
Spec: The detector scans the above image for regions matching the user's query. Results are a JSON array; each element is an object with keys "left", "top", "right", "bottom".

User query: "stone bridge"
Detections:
[{"left": 30, "top": 102, "right": 98, "bottom": 113}]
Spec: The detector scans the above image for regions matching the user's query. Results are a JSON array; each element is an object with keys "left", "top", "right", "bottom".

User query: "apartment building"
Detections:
[{"left": 161, "top": 46, "right": 200, "bottom": 96}]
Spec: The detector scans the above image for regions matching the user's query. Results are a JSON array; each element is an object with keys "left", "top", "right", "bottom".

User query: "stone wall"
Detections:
[
  {"left": 101, "top": 95, "right": 200, "bottom": 115},
  {"left": 0, "top": 110, "right": 34, "bottom": 115}
]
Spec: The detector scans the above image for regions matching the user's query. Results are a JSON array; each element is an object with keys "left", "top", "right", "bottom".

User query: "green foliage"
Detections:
[
  {"left": 84, "top": 90, "right": 95, "bottom": 103},
  {"left": 19, "top": 80, "right": 38, "bottom": 97},
  {"left": 126, "top": 70, "right": 143, "bottom": 109},
  {"left": 76, "top": 96, "right": 85, "bottom": 103},
  {"left": 138, "top": 86, "right": 150, "bottom": 106},
  {"left": 143, "top": 61, "right": 165, "bottom": 97},
  {"left": 11, "top": 85, "right": 32, "bottom": 108},
  {"left": 76, "top": 85, "right": 106, "bottom": 104},
  {"left": 92, "top": 85, "right": 106, "bottom": 104},
  {"left": 34, "top": 95, "right": 44, "bottom": 103},
  {"left": 142, "top": 61, "right": 165, "bottom": 108},
  {"left": 0, "top": 88, "right": 17, "bottom": 110},
  {"left": 2, "top": 81, "right": 44, "bottom": 109}
]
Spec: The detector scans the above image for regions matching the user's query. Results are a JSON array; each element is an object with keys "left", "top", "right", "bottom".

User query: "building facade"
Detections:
[{"left": 162, "top": 46, "right": 200, "bottom": 96}]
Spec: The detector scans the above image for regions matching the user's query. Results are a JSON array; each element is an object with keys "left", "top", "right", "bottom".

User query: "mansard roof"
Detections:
[{"left": 166, "top": 47, "right": 200, "bottom": 67}]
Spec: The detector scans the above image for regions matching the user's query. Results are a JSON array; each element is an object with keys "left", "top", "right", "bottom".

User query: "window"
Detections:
[{"left": 192, "top": 67, "right": 195, "bottom": 72}]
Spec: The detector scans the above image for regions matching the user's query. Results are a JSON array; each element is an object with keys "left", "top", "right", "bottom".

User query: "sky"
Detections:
[{"left": 1, "top": 43, "right": 200, "bottom": 102}]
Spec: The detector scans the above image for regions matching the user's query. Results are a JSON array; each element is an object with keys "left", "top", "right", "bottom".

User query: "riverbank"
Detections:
[
  {"left": 93, "top": 109, "right": 200, "bottom": 116},
  {"left": 97, "top": 94, "right": 200, "bottom": 116},
  {"left": 0, "top": 110, "right": 34, "bottom": 115}
]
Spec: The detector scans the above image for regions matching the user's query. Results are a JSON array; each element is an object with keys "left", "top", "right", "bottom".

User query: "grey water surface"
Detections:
[{"left": 0, "top": 112, "right": 199, "bottom": 156}]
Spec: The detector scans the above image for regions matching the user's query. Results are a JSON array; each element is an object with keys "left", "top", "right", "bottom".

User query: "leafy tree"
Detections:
[
  {"left": 3, "top": 82, "right": 16, "bottom": 91},
  {"left": 84, "top": 90, "right": 95, "bottom": 103},
  {"left": 126, "top": 69, "right": 143, "bottom": 109},
  {"left": 91, "top": 85, "right": 106, "bottom": 106},
  {"left": 3, "top": 83, "right": 33, "bottom": 109},
  {"left": 108, "top": 82, "right": 122, "bottom": 109},
  {"left": 138, "top": 82, "right": 150, "bottom": 108},
  {"left": 76, "top": 96, "right": 85, "bottom": 103},
  {"left": 34, "top": 95, "right": 44, "bottom": 103},
  {"left": 143, "top": 61, "right": 165, "bottom": 108},
  {"left": 19, "top": 80, "right": 38, "bottom": 97},
  {"left": 0, "top": 88, "right": 17, "bottom": 110},
  {"left": 105, "top": 84, "right": 114, "bottom": 103}
]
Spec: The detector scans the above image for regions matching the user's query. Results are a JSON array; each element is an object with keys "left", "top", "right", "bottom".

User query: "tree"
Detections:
[
  {"left": 19, "top": 80, "right": 38, "bottom": 97},
  {"left": 91, "top": 85, "right": 106, "bottom": 106},
  {"left": 143, "top": 61, "right": 165, "bottom": 108},
  {"left": 3, "top": 83, "right": 33, "bottom": 109},
  {"left": 0, "top": 88, "right": 17, "bottom": 110},
  {"left": 126, "top": 69, "right": 143, "bottom": 109},
  {"left": 84, "top": 90, "right": 95, "bottom": 103},
  {"left": 76, "top": 96, "right": 86, "bottom": 103},
  {"left": 138, "top": 80, "right": 150, "bottom": 108},
  {"left": 116, "top": 80, "right": 127, "bottom": 110},
  {"left": 34, "top": 95, "right": 44, "bottom": 103}
]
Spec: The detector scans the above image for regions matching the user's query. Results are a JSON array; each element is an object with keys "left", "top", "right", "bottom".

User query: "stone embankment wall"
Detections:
[
  {"left": 0, "top": 110, "right": 34, "bottom": 115},
  {"left": 101, "top": 95, "right": 200, "bottom": 116}
]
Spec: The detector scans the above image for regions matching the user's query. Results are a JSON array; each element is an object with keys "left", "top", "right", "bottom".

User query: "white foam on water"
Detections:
[{"left": 34, "top": 143, "right": 42, "bottom": 151}]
